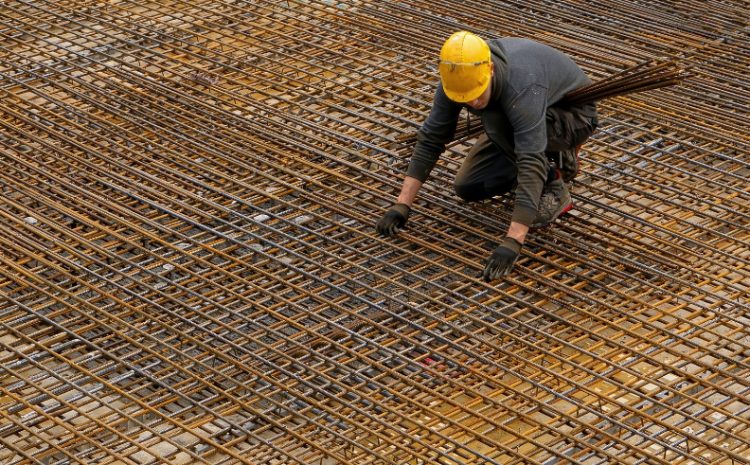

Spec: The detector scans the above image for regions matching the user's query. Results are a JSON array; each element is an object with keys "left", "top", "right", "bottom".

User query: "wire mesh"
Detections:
[{"left": 0, "top": 1, "right": 748, "bottom": 464}]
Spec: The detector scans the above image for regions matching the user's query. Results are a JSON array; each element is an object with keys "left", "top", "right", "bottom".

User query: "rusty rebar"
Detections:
[{"left": 0, "top": 1, "right": 748, "bottom": 464}]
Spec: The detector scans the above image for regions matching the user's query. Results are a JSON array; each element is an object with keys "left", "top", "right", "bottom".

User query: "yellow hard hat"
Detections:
[{"left": 438, "top": 31, "right": 492, "bottom": 103}]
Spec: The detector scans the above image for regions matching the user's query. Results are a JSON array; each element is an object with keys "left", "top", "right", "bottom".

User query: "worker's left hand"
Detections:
[{"left": 482, "top": 237, "right": 522, "bottom": 281}]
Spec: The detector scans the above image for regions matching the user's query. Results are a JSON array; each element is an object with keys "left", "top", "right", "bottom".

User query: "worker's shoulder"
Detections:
[
  {"left": 491, "top": 36, "right": 539, "bottom": 45},
  {"left": 492, "top": 37, "right": 558, "bottom": 54}
]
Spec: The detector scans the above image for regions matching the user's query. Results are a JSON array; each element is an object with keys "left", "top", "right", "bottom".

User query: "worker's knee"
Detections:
[
  {"left": 454, "top": 176, "right": 515, "bottom": 202},
  {"left": 454, "top": 180, "right": 487, "bottom": 202}
]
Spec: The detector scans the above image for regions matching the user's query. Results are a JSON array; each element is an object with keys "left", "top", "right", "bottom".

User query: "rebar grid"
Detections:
[{"left": 0, "top": 1, "right": 747, "bottom": 464}]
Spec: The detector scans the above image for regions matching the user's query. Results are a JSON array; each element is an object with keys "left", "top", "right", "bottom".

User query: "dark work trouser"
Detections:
[{"left": 453, "top": 103, "right": 598, "bottom": 202}]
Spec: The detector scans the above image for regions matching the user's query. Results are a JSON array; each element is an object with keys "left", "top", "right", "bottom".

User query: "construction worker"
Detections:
[{"left": 376, "top": 31, "right": 598, "bottom": 281}]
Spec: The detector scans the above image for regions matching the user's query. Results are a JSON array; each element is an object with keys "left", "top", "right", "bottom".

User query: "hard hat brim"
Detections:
[{"left": 441, "top": 76, "right": 490, "bottom": 103}]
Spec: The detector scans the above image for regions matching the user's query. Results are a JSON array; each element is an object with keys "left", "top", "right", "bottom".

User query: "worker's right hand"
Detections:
[{"left": 376, "top": 203, "right": 410, "bottom": 237}]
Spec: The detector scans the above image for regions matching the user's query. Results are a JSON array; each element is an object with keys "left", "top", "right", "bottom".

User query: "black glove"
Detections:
[
  {"left": 376, "top": 203, "right": 410, "bottom": 237},
  {"left": 482, "top": 237, "right": 522, "bottom": 282}
]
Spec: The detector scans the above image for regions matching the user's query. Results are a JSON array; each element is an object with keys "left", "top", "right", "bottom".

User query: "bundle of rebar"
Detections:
[
  {"left": 561, "top": 59, "right": 690, "bottom": 106},
  {"left": 0, "top": 1, "right": 748, "bottom": 464}
]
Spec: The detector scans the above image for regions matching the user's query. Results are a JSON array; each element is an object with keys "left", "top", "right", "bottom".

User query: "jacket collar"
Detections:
[{"left": 488, "top": 39, "right": 507, "bottom": 104}]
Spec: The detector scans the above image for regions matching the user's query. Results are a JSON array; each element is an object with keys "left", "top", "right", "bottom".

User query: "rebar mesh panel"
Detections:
[{"left": 0, "top": 1, "right": 748, "bottom": 464}]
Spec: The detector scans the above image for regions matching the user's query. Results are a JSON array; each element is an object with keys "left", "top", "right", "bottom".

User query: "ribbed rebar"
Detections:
[{"left": 0, "top": 1, "right": 748, "bottom": 464}]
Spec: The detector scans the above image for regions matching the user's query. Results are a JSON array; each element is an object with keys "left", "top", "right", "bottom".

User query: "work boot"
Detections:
[
  {"left": 531, "top": 171, "right": 573, "bottom": 228},
  {"left": 557, "top": 145, "right": 581, "bottom": 183}
]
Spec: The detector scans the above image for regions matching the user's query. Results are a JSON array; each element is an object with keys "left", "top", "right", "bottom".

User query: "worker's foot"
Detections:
[
  {"left": 558, "top": 145, "right": 581, "bottom": 183},
  {"left": 531, "top": 173, "right": 573, "bottom": 228}
]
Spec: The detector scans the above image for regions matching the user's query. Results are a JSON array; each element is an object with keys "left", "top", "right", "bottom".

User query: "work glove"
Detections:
[
  {"left": 482, "top": 237, "right": 522, "bottom": 282},
  {"left": 376, "top": 203, "right": 410, "bottom": 237}
]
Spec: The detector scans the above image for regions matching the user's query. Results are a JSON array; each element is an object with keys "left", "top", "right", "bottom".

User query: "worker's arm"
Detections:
[
  {"left": 376, "top": 85, "right": 461, "bottom": 237},
  {"left": 482, "top": 83, "right": 550, "bottom": 281},
  {"left": 506, "top": 221, "right": 529, "bottom": 244},
  {"left": 396, "top": 176, "right": 423, "bottom": 207},
  {"left": 482, "top": 151, "right": 546, "bottom": 281}
]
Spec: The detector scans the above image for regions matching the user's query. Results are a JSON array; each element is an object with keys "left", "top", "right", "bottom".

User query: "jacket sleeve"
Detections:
[
  {"left": 512, "top": 151, "right": 550, "bottom": 225},
  {"left": 405, "top": 85, "right": 462, "bottom": 182},
  {"left": 507, "top": 84, "right": 551, "bottom": 226}
]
